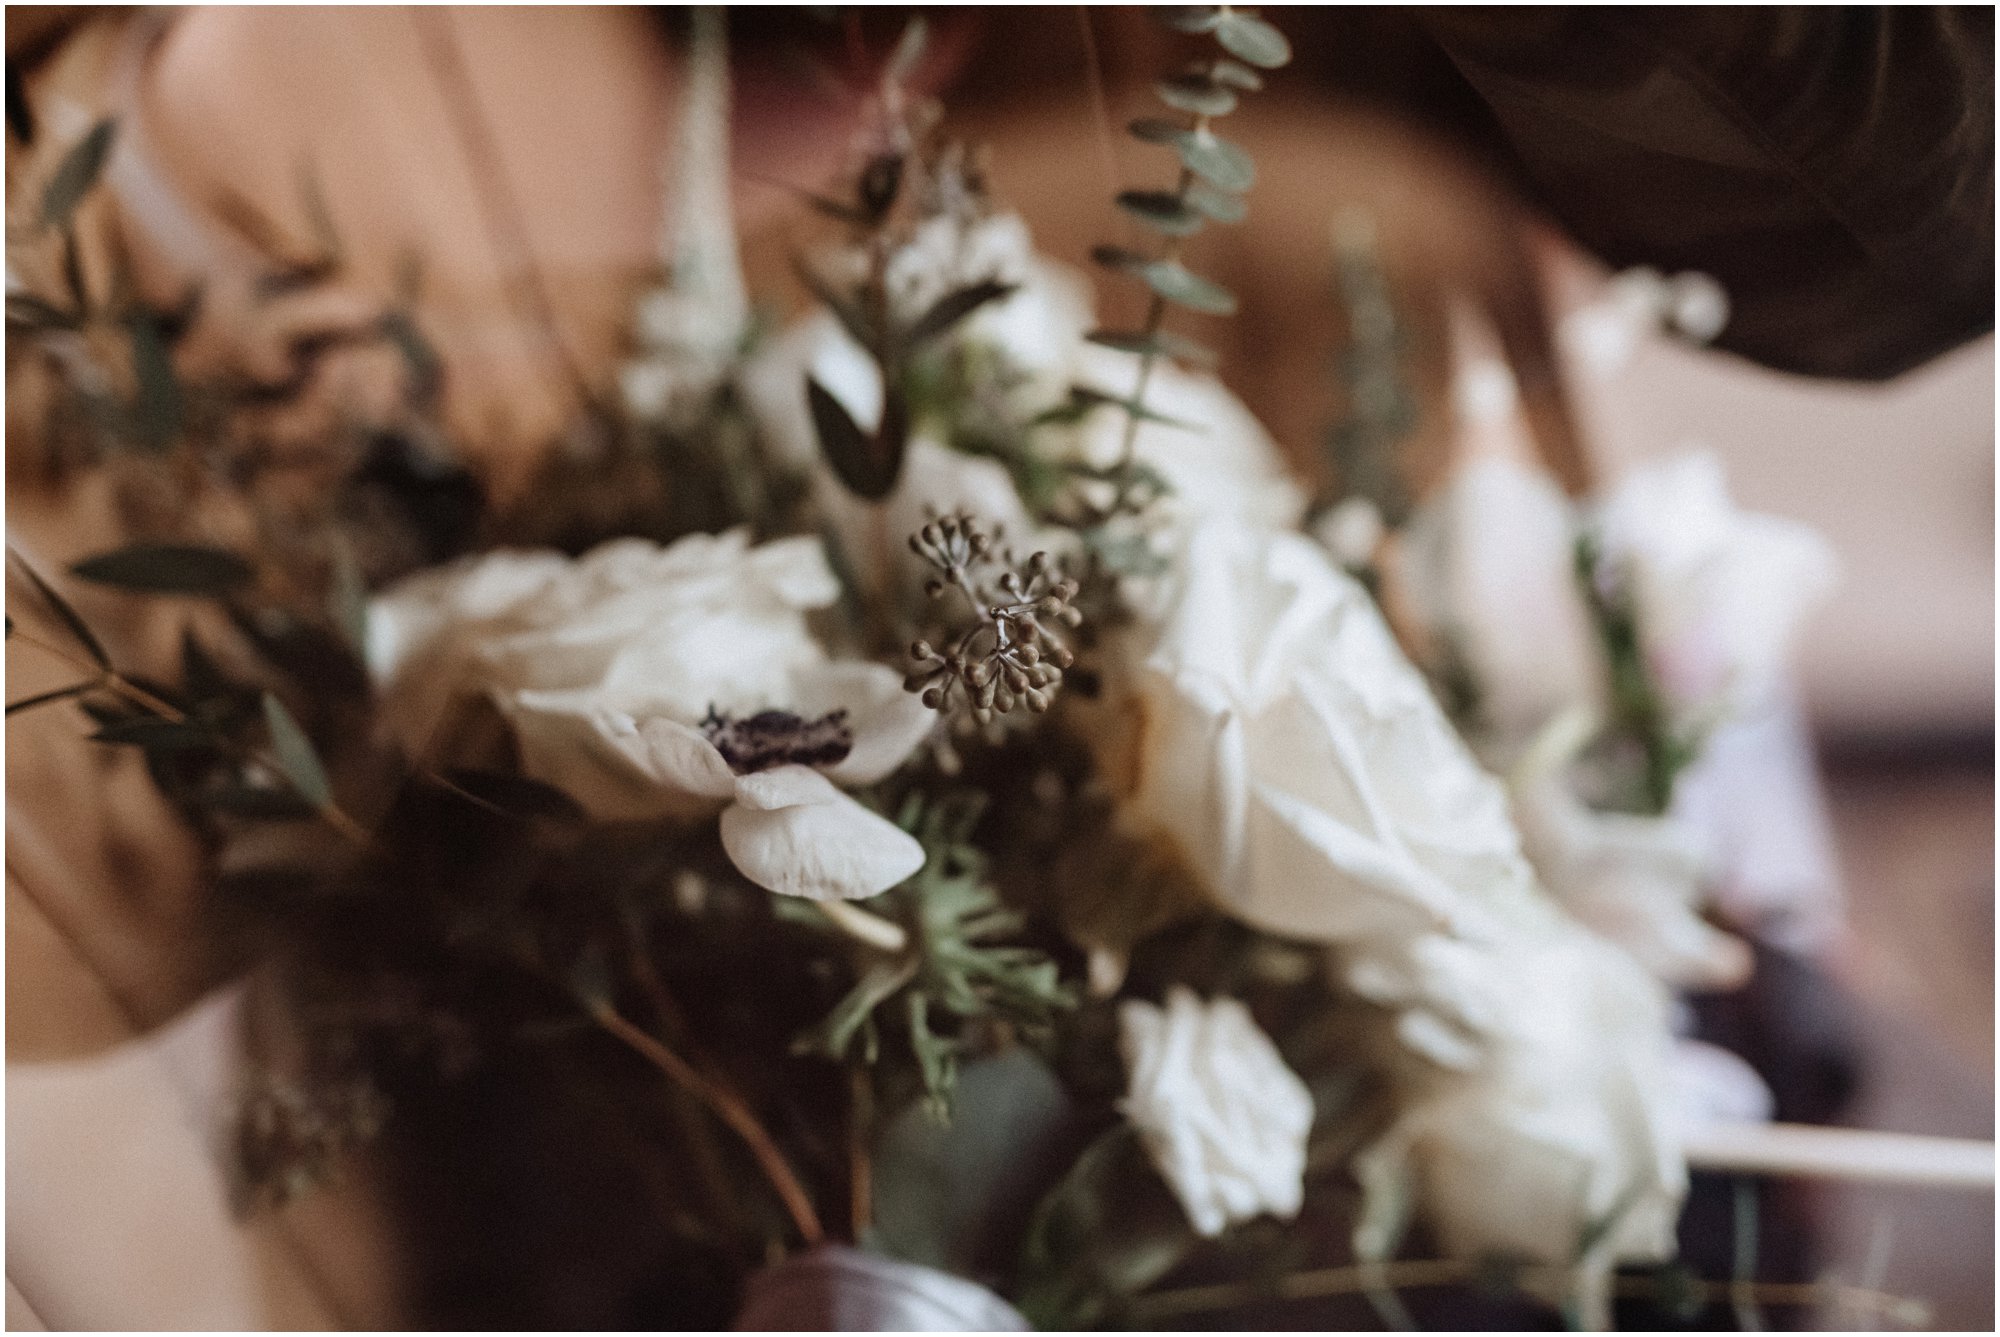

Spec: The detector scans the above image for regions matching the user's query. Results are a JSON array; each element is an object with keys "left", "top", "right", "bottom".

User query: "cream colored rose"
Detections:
[
  {"left": 1354, "top": 922, "right": 1686, "bottom": 1325},
  {"left": 367, "top": 531, "right": 930, "bottom": 900},
  {"left": 1119, "top": 987, "right": 1315, "bottom": 1238}
]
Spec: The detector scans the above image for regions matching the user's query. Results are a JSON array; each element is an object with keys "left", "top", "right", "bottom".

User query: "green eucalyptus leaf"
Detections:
[
  {"left": 1085, "top": 329, "right": 1218, "bottom": 371},
  {"left": 1155, "top": 72, "right": 1237, "bottom": 118},
  {"left": 871, "top": 1048, "right": 1074, "bottom": 1275},
  {"left": 1150, "top": 5, "right": 1220, "bottom": 33},
  {"left": 1176, "top": 130, "right": 1255, "bottom": 193},
  {"left": 129, "top": 310, "right": 183, "bottom": 452},
  {"left": 808, "top": 376, "right": 906, "bottom": 500},
  {"left": 903, "top": 279, "right": 1017, "bottom": 347},
  {"left": 1139, "top": 260, "right": 1237, "bottom": 315},
  {"left": 1214, "top": 11, "right": 1293, "bottom": 68},
  {"left": 1017, "top": 1125, "right": 1197, "bottom": 1329},
  {"left": 9, "top": 547, "right": 109, "bottom": 667},
  {"left": 1088, "top": 244, "right": 1153, "bottom": 278},
  {"left": 1115, "top": 190, "right": 1205, "bottom": 238},
  {"left": 40, "top": 120, "right": 116, "bottom": 230},
  {"left": 1210, "top": 59, "right": 1265, "bottom": 91},
  {"left": 1186, "top": 180, "right": 1247, "bottom": 223},
  {"left": 261, "top": 691, "right": 332, "bottom": 811},
  {"left": 1127, "top": 117, "right": 1189, "bottom": 147},
  {"left": 72, "top": 543, "right": 254, "bottom": 595}
]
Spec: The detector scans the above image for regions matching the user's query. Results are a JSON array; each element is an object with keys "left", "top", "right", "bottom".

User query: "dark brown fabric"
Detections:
[{"left": 1418, "top": 6, "right": 1994, "bottom": 380}]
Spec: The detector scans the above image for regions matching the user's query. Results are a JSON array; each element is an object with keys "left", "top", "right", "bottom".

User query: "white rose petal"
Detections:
[
  {"left": 1119, "top": 988, "right": 1314, "bottom": 1238},
  {"left": 720, "top": 766, "right": 926, "bottom": 901}
]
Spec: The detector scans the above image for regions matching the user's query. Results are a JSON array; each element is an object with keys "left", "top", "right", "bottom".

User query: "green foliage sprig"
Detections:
[
  {"left": 1082, "top": 6, "right": 1292, "bottom": 501},
  {"left": 1319, "top": 211, "right": 1419, "bottom": 527}
]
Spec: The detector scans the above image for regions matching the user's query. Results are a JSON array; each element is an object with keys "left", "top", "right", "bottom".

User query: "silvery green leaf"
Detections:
[
  {"left": 1214, "top": 11, "right": 1292, "bottom": 67},
  {"left": 904, "top": 279, "right": 1017, "bottom": 346},
  {"left": 1139, "top": 260, "right": 1237, "bottom": 315},
  {"left": 40, "top": 120, "right": 115, "bottom": 230},
  {"left": 1150, "top": 5, "right": 1220, "bottom": 33},
  {"left": 1155, "top": 72, "right": 1237, "bottom": 118},
  {"left": 1176, "top": 130, "right": 1255, "bottom": 192},
  {"left": 1127, "top": 117, "right": 1189, "bottom": 147},
  {"left": 1185, "top": 180, "right": 1247, "bottom": 223},
  {"left": 1085, "top": 329, "right": 1218, "bottom": 371},
  {"left": 261, "top": 691, "right": 332, "bottom": 812},
  {"left": 72, "top": 543, "right": 254, "bottom": 595},
  {"left": 1211, "top": 59, "right": 1265, "bottom": 91},
  {"left": 1115, "top": 190, "right": 1205, "bottom": 237}
]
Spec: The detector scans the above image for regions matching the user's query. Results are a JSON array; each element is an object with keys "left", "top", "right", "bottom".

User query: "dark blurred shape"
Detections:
[{"left": 1417, "top": 6, "right": 1994, "bottom": 380}]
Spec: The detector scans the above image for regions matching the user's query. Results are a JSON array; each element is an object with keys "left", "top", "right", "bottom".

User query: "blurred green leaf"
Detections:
[
  {"left": 1085, "top": 328, "right": 1217, "bottom": 370},
  {"left": 1214, "top": 11, "right": 1292, "bottom": 68},
  {"left": 9, "top": 546, "right": 110, "bottom": 667},
  {"left": 128, "top": 310, "right": 183, "bottom": 452},
  {"left": 807, "top": 375, "right": 905, "bottom": 500},
  {"left": 871, "top": 1048, "right": 1074, "bottom": 1274},
  {"left": 1151, "top": 5, "right": 1220, "bottom": 33},
  {"left": 1185, "top": 180, "right": 1247, "bottom": 223},
  {"left": 1211, "top": 59, "right": 1266, "bottom": 91},
  {"left": 327, "top": 543, "right": 370, "bottom": 655},
  {"left": 1115, "top": 190, "right": 1205, "bottom": 238},
  {"left": 72, "top": 544, "right": 254, "bottom": 595},
  {"left": 39, "top": 120, "right": 115, "bottom": 230},
  {"left": 1128, "top": 116, "right": 1188, "bottom": 147},
  {"left": 904, "top": 279, "right": 1017, "bottom": 347},
  {"left": 261, "top": 691, "right": 332, "bottom": 812},
  {"left": 1177, "top": 131, "right": 1255, "bottom": 193},
  {"left": 90, "top": 716, "right": 213, "bottom": 751},
  {"left": 1139, "top": 259, "right": 1237, "bottom": 315},
  {"left": 1156, "top": 72, "right": 1237, "bottom": 118}
]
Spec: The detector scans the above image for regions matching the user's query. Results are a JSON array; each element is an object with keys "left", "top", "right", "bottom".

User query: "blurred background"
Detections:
[{"left": 7, "top": 6, "right": 1991, "bottom": 1329}]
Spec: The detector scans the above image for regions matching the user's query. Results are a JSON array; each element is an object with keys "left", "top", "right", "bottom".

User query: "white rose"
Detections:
[
  {"left": 1097, "top": 516, "right": 1540, "bottom": 946},
  {"left": 1355, "top": 923, "right": 1685, "bottom": 1322},
  {"left": 1091, "top": 516, "right": 1686, "bottom": 1278},
  {"left": 1118, "top": 987, "right": 1315, "bottom": 1238},
  {"left": 368, "top": 531, "right": 930, "bottom": 900},
  {"left": 1396, "top": 454, "right": 1603, "bottom": 749},
  {"left": 1593, "top": 450, "right": 1837, "bottom": 717}
]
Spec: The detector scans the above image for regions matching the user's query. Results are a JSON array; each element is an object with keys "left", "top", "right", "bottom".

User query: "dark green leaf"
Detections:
[
  {"left": 1016, "top": 1125, "right": 1196, "bottom": 1329},
  {"left": 9, "top": 546, "right": 110, "bottom": 667},
  {"left": 871, "top": 1049, "right": 1074, "bottom": 1274},
  {"left": 261, "top": 691, "right": 332, "bottom": 811},
  {"left": 1151, "top": 5, "right": 1220, "bottom": 33},
  {"left": 1139, "top": 260, "right": 1237, "bottom": 315},
  {"left": 1155, "top": 72, "right": 1237, "bottom": 118},
  {"left": 1127, "top": 117, "right": 1189, "bottom": 147},
  {"left": 903, "top": 279, "right": 1017, "bottom": 347},
  {"left": 1176, "top": 130, "right": 1255, "bottom": 193},
  {"left": 1087, "top": 245, "right": 1152, "bottom": 279},
  {"left": 807, "top": 376, "right": 905, "bottom": 500},
  {"left": 1085, "top": 328, "right": 1218, "bottom": 370},
  {"left": 72, "top": 544, "right": 254, "bottom": 595},
  {"left": 1115, "top": 190, "right": 1205, "bottom": 238},
  {"left": 39, "top": 120, "right": 116, "bottom": 230},
  {"left": 90, "top": 716, "right": 214, "bottom": 751},
  {"left": 1214, "top": 11, "right": 1292, "bottom": 68},
  {"left": 6, "top": 681, "right": 96, "bottom": 716},
  {"left": 1210, "top": 59, "right": 1265, "bottom": 91},
  {"left": 128, "top": 310, "right": 183, "bottom": 452},
  {"left": 1185, "top": 180, "right": 1247, "bottom": 223}
]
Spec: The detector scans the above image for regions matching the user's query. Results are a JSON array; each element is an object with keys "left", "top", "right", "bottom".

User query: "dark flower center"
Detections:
[{"left": 701, "top": 707, "right": 854, "bottom": 775}]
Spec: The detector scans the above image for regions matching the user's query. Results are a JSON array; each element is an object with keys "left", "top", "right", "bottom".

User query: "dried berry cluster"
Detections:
[{"left": 904, "top": 513, "right": 1080, "bottom": 723}]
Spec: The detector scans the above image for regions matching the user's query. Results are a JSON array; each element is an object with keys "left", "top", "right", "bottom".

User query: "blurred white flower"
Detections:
[
  {"left": 368, "top": 531, "right": 929, "bottom": 900},
  {"left": 1354, "top": 922, "right": 1685, "bottom": 1323},
  {"left": 1119, "top": 987, "right": 1315, "bottom": 1238},
  {"left": 1314, "top": 496, "right": 1386, "bottom": 569},
  {"left": 1594, "top": 450, "right": 1838, "bottom": 716},
  {"left": 1398, "top": 454, "right": 1603, "bottom": 745}
]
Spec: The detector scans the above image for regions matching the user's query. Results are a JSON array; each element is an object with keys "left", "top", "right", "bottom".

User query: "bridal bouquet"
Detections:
[{"left": 7, "top": 9, "right": 1851, "bottom": 1330}]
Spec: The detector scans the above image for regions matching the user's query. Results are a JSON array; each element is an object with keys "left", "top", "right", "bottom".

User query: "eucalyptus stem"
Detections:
[{"left": 1111, "top": 160, "right": 1199, "bottom": 486}]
